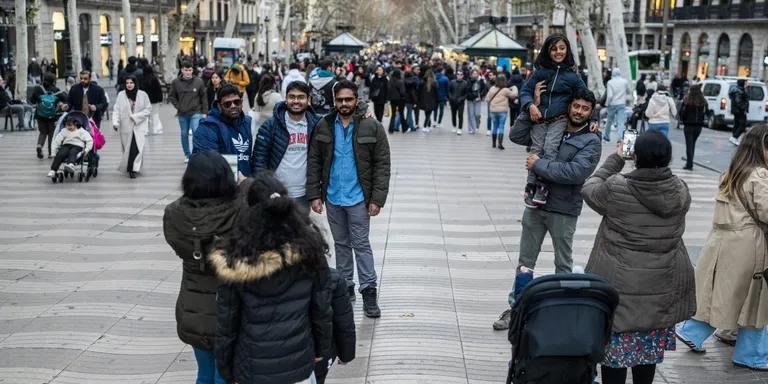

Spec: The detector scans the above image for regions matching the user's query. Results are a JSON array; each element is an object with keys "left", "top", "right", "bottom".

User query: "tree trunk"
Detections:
[
  {"left": 564, "top": 0, "right": 605, "bottom": 97},
  {"left": 433, "top": 0, "right": 458, "bottom": 44},
  {"left": 281, "top": 0, "right": 291, "bottom": 61},
  {"left": 165, "top": 0, "right": 201, "bottom": 82},
  {"left": 14, "top": 0, "right": 28, "bottom": 100},
  {"left": 607, "top": 0, "right": 632, "bottom": 99},
  {"left": 67, "top": 0, "right": 82, "bottom": 76},
  {"left": 122, "top": 0, "right": 136, "bottom": 57},
  {"left": 224, "top": 0, "right": 240, "bottom": 38},
  {"left": 564, "top": 12, "right": 580, "bottom": 67}
]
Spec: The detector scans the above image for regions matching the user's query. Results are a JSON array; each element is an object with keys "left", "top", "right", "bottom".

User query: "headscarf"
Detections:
[{"left": 124, "top": 75, "right": 138, "bottom": 101}]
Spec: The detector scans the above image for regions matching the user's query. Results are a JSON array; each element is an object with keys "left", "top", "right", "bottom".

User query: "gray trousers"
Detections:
[
  {"left": 524, "top": 117, "right": 567, "bottom": 185},
  {"left": 518, "top": 207, "right": 577, "bottom": 273},
  {"left": 326, "top": 201, "right": 378, "bottom": 292}
]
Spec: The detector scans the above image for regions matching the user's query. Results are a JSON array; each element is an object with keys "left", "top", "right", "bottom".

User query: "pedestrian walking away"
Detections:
[
  {"left": 141, "top": 63, "right": 165, "bottom": 135},
  {"left": 729, "top": 79, "right": 750, "bottom": 146},
  {"left": 418, "top": 68, "right": 439, "bottom": 132},
  {"left": 679, "top": 84, "right": 708, "bottom": 170},
  {"left": 252, "top": 81, "right": 321, "bottom": 208},
  {"left": 514, "top": 33, "right": 588, "bottom": 208},
  {"left": 211, "top": 171, "right": 333, "bottom": 384},
  {"left": 644, "top": 85, "right": 677, "bottom": 137},
  {"left": 113, "top": 76, "right": 151, "bottom": 179},
  {"left": 582, "top": 131, "right": 695, "bottom": 384},
  {"left": 484, "top": 74, "right": 517, "bottom": 150},
  {"left": 193, "top": 84, "right": 253, "bottom": 178},
  {"left": 309, "top": 60, "right": 338, "bottom": 116},
  {"left": 307, "top": 80, "right": 391, "bottom": 318},
  {"left": 169, "top": 60, "right": 208, "bottom": 162},
  {"left": 436, "top": 67, "right": 450, "bottom": 126},
  {"left": 369, "top": 65, "right": 389, "bottom": 123},
  {"left": 675, "top": 124, "right": 768, "bottom": 371},
  {"left": 493, "top": 89, "right": 602, "bottom": 331},
  {"left": 29, "top": 73, "right": 67, "bottom": 159},
  {"left": 603, "top": 67, "right": 631, "bottom": 143},
  {"left": 387, "top": 69, "right": 407, "bottom": 133},
  {"left": 163, "top": 151, "right": 243, "bottom": 384}
]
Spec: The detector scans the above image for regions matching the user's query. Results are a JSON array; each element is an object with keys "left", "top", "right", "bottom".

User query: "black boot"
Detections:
[
  {"left": 36, "top": 147, "right": 43, "bottom": 159},
  {"left": 492, "top": 134, "right": 497, "bottom": 148},
  {"left": 362, "top": 287, "right": 381, "bottom": 318},
  {"left": 497, "top": 134, "right": 505, "bottom": 150}
]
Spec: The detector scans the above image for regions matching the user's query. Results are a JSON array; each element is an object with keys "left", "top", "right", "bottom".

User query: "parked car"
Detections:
[{"left": 700, "top": 77, "right": 768, "bottom": 130}]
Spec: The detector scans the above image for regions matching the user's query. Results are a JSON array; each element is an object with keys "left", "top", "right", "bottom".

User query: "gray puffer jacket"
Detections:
[{"left": 582, "top": 154, "right": 696, "bottom": 332}]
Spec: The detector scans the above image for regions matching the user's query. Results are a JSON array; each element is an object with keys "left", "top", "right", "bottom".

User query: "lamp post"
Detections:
[{"left": 264, "top": 15, "right": 270, "bottom": 63}]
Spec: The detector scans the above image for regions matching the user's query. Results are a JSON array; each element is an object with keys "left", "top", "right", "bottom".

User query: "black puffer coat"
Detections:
[
  {"left": 163, "top": 195, "right": 239, "bottom": 351},
  {"left": 211, "top": 247, "right": 333, "bottom": 384}
]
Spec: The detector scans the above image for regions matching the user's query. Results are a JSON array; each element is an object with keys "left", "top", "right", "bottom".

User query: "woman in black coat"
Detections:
[
  {"left": 387, "top": 69, "right": 407, "bottom": 133},
  {"left": 679, "top": 84, "right": 708, "bottom": 171},
  {"left": 163, "top": 151, "right": 242, "bottom": 384},
  {"left": 368, "top": 65, "right": 389, "bottom": 122},
  {"left": 212, "top": 171, "right": 333, "bottom": 384},
  {"left": 417, "top": 68, "right": 439, "bottom": 132},
  {"left": 140, "top": 63, "right": 165, "bottom": 134}
]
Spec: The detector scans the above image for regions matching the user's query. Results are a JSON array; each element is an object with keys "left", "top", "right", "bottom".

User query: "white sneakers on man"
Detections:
[{"left": 729, "top": 137, "right": 740, "bottom": 146}]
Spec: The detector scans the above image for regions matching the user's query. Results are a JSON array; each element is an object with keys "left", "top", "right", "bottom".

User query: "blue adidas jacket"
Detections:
[
  {"left": 192, "top": 107, "right": 253, "bottom": 177},
  {"left": 251, "top": 102, "right": 321, "bottom": 172},
  {"left": 436, "top": 73, "right": 450, "bottom": 102}
]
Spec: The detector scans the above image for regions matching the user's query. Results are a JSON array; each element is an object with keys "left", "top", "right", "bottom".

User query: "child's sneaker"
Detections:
[
  {"left": 64, "top": 163, "right": 76, "bottom": 173},
  {"left": 532, "top": 184, "right": 549, "bottom": 205},
  {"left": 523, "top": 184, "right": 538, "bottom": 209},
  {"left": 47, "top": 170, "right": 55, "bottom": 178}
]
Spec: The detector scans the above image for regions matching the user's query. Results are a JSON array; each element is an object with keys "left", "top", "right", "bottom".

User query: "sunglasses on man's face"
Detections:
[{"left": 221, "top": 99, "right": 242, "bottom": 108}]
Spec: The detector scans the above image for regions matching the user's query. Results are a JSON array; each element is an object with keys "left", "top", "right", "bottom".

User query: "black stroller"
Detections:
[{"left": 506, "top": 273, "right": 619, "bottom": 384}]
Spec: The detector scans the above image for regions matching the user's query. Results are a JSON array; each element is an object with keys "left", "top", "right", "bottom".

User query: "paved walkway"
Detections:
[{"left": 0, "top": 104, "right": 766, "bottom": 384}]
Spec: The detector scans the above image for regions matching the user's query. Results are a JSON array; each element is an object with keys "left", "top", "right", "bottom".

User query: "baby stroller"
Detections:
[
  {"left": 53, "top": 111, "right": 105, "bottom": 182},
  {"left": 506, "top": 273, "right": 619, "bottom": 384}
]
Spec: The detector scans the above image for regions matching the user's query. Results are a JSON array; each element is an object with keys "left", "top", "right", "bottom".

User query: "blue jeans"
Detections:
[
  {"left": 677, "top": 319, "right": 768, "bottom": 368},
  {"left": 490, "top": 112, "right": 507, "bottom": 134},
  {"left": 326, "top": 201, "right": 377, "bottom": 291},
  {"left": 467, "top": 100, "right": 482, "bottom": 133},
  {"left": 405, "top": 103, "right": 416, "bottom": 131},
  {"left": 179, "top": 113, "right": 203, "bottom": 157},
  {"left": 647, "top": 122, "right": 670, "bottom": 137},
  {"left": 604, "top": 104, "right": 626, "bottom": 142},
  {"left": 193, "top": 348, "right": 227, "bottom": 384},
  {"left": 436, "top": 101, "right": 446, "bottom": 124}
]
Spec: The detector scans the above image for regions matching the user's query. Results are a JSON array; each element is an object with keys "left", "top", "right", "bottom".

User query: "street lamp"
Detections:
[{"left": 264, "top": 16, "right": 270, "bottom": 63}]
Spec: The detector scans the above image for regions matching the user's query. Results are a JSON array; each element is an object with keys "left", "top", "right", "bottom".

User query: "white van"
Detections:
[{"left": 700, "top": 77, "right": 768, "bottom": 130}]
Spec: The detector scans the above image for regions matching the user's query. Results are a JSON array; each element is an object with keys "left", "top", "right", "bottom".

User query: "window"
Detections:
[
  {"left": 747, "top": 86, "right": 765, "bottom": 101},
  {"left": 703, "top": 84, "right": 721, "bottom": 96}
]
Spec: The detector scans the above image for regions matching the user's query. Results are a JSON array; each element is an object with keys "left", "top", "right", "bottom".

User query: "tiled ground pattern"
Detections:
[{"left": 0, "top": 101, "right": 766, "bottom": 384}]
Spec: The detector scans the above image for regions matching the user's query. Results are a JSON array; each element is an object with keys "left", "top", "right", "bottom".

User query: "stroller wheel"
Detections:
[{"left": 57, "top": 173, "right": 64, "bottom": 183}]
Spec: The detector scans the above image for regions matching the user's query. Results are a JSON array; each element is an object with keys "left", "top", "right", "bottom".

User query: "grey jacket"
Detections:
[
  {"left": 532, "top": 125, "right": 602, "bottom": 216},
  {"left": 582, "top": 154, "right": 696, "bottom": 332}
]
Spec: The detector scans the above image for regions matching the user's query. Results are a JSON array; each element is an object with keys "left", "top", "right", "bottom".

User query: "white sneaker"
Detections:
[
  {"left": 452, "top": 128, "right": 457, "bottom": 133},
  {"left": 729, "top": 137, "right": 739, "bottom": 146},
  {"left": 188, "top": 131, "right": 193, "bottom": 136},
  {"left": 184, "top": 157, "right": 189, "bottom": 164},
  {"left": 486, "top": 130, "right": 491, "bottom": 136},
  {"left": 47, "top": 170, "right": 55, "bottom": 177},
  {"left": 64, "top": 163, "right": 75, "bottom": 173},
  {"left": 423, "top": 128, "right": 431, "bottom": 133},
  {"left": 456, "top": 129, "right": 462, "bottom": 136}
]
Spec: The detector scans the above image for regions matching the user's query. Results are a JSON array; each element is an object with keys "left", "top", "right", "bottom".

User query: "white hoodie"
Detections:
[
  {"left": 281, "top": 69, "right": 307, "bottom": 97},
  {"left": 605, "top": 68, "right": 630, "bottom": 106},
  {"left": 644, "top": 91, "right": 678, "bottom": 124}
]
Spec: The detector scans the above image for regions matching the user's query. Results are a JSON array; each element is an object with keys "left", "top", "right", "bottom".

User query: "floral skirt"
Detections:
[{"left": 602, "top": 327, "right": 677, "bottom": 368}]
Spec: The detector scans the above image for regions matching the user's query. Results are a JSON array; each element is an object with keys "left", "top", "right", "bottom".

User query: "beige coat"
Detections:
[
  {"left": 693, "top": 167, "right": 768, "bottom": 329},
  {"left": 113, "top": 90, "right": 151, "bottom": 173},
  {"left": 485, "top": 86, "right": 518, "bottom": 113}
]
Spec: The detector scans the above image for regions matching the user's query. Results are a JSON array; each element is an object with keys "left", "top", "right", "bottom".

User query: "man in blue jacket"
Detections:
[
  {"left": 493, "top": 88, "right": 602, "bottom": 330},
  {"left": 192, "top": 84, "right": 253, "bottom": 177},
  {"left": 252, "top": 81, "right": 320, "bottom": 206},
  {"left": 435, "top": 67, "right": 450, "bottom": 127}
]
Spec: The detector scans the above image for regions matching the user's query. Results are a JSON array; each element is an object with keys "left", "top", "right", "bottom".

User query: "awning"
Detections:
[
  {"left": 324, "top": 32, "right": 368, "bottom": 53},
  {"left": 460, "top": 27, "right": 528, "bottom": 59}
]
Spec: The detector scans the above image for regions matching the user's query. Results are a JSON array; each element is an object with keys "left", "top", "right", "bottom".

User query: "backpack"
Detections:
[{"left": 37, "top": 88, "right": 59, "bottom": 119}]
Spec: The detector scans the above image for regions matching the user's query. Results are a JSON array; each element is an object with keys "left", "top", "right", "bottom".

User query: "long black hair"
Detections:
[
  {"left": 534, "top": 33, "right": 576, "bottom": 70},
  {"left": 224, "top": 171, "right": 329, "bottom": 272},
  {"left": 256, "top": 74, "right": 276, "bottom": 107},
  {"left": 182, "top": 150, "right": 236, "bottom": 199}
]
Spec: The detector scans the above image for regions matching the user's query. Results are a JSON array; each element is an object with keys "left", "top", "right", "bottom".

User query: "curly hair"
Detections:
[{"left": 222, "top": 171, "right": 329, "bottom": 273}]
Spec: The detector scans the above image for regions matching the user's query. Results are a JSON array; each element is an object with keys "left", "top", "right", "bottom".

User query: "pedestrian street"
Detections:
[{"left": 0, "top": 103, "right": 766, "bottom": 384}]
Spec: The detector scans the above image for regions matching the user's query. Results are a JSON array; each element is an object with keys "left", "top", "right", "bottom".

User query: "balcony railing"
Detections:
[
  {"left": 672, "top": 4, "right": 768, "bottom": 20},
  {"left": 197, "top": 20, "right": 225, "bottom": 30}
]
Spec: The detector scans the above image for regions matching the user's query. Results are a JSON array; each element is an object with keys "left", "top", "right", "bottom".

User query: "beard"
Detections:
[
  {"left": 568, "top": 115, "right": 588, "bottom": 127},
  {"left": 338, "top": 107, "right": 354, "bottom": 117}
]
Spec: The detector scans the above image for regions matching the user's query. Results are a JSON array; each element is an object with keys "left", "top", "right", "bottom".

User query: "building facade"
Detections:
[{"left": 669, "top": 0, "right": 768, "bottom": 81}]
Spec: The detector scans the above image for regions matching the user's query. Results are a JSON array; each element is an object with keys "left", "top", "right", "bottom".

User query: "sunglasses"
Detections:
[
  {"left": 335, "top": 97, "right": 356, "bottom": 104},
  {"left": 221, "top": 99, "right": 242, "bottom": 108}
]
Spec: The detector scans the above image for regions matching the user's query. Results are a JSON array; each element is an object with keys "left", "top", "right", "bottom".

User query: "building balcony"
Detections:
[
  {"left": 672, "top": 4, "right": 768, "bottom": 21},
  {"left": 239, "top": 23, "right": 257, "bottom": 34},
  {"left": 197, "top": 20, "right": 225, "bottom": 31}
]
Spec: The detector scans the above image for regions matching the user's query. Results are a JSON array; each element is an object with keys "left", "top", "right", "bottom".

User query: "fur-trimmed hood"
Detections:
[{"left": 209, "top": 245, "right": 303, "bottom": 283}]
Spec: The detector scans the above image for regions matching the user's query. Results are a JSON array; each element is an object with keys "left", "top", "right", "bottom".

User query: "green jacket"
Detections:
[{"left": 306, "top": 106, "right": 391, "bottom": 207}]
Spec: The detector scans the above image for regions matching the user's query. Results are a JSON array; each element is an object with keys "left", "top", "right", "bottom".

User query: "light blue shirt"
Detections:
[{"left": 326, "top": 116, "right": 365, "bottom": 207}]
